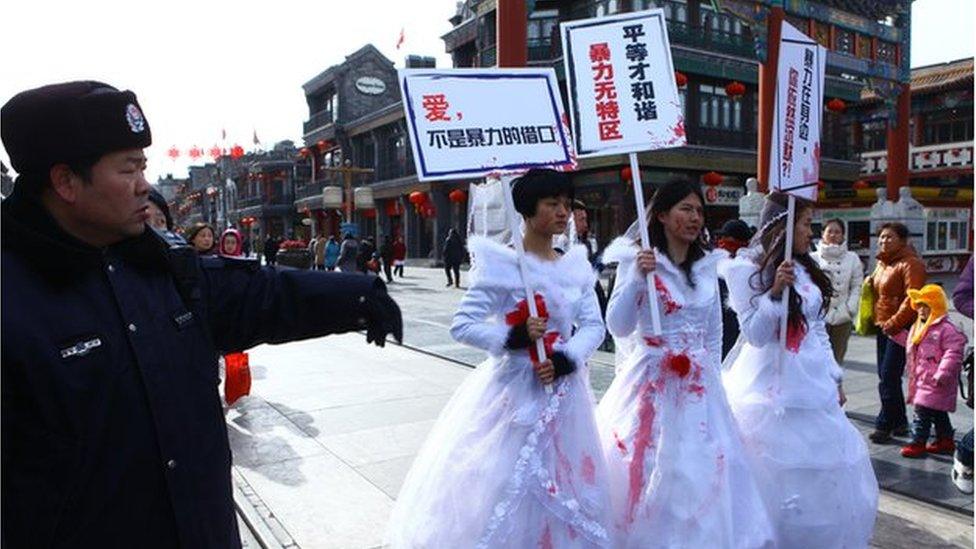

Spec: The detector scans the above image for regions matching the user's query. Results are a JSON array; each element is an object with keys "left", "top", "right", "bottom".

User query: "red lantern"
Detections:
[
  {"left": 826, "top": 98, "right": 846, "bottom": 113},
  {"left": 209, "top": 146, "right": 223, "bottom": 160},
  {"left": 620, "top": 166, "right": 633, "bottom": 182},
  {"left": 188, "top": 146, "right": 203, "bottom": 160},
  {"left": 702, "top": 171, "right": 723, "bottom": 186},
  {"left": 230, "top": 145, "right": 245, "bottom": 159},
  {"left": 409, "top": 191, "right": 428, "bottom": 206},
  {"left": 852, "top": 180, "right": 869, "bottom": 190},
  {"left": 167, "top": 146, "right": 180, "bottom": 160},
  {"left": 448, "top": 189, "right": 467, "bottom": 203},
  {"left": 675, "top": 71, "right": 688, "bottom": 88},
  {"left": 725, "top": 81, "right": 746, "bottom": 98}
]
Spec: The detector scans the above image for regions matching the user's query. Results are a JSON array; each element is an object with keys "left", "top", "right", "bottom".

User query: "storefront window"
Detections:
[
  {"left": 927, "top": 219, "right": 969, "bottom": 252},
  {"left": 698, "top": 84, "right": 740, "bottom": 130}
]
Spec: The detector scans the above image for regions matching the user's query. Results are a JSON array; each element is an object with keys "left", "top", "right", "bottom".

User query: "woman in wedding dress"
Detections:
[
  {"left": 598, "top": 179, "right": 774, "bottom": 548},
  {"left": 720, "top": 192, "right": 878, "bottom": 549},
  {"left": 386, "top": 169, "right": 612, "bottom": 548}
]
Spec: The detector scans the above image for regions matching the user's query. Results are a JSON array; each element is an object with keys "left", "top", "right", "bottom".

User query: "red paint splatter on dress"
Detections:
[
  {"left": 688, "top": 383, "right": 706, "bottom": 398},
  {"left": 626, "top": 382, "right": 657, "bottom": 525},
  {"left": 654, "top": 275, "right": 681, "bottom": 314},
  {"left": 785, "top": 321, "right": 808, "bottom": 353},
  {"left": 666, "top": 352, "right": 691, "bottom": 378},
  {"left": 613, "top": 430, "right": 628, "bottom": 455},
  {"left": 671, "top": 119, "right": 686, "bottom": 139},
  {"left": 539, "top": 522, "right": 553, "bottom": 549},
  {"left": 643, "top": 336, "right": 664, "bottom": 347},
  {"left": 581, "top": 454, "right": 596, "bottom": 485}
]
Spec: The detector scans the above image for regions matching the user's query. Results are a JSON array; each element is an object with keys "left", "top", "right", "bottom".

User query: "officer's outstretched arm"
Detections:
[{"left": 199, "top": 258, "right": 403, "bottom": 352}]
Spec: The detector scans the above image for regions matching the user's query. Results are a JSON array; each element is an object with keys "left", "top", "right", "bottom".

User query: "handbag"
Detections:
[
  {"left": 224, "top": 352, "right": 252, "bottom": 406},
  {"left": 854, "top": 276, "right": 877, "bottom": 336}
]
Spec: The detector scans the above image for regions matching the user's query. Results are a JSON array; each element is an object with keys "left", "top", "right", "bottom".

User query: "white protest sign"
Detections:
[
  {"left": 398, "top": 68, "right": 576, "bottom": 181},
  {"left": 769, "top": 21, "right": 826, "bottom": 201},
  {"left": 561, "top": 9, "right": 686, "bottom": 158}
]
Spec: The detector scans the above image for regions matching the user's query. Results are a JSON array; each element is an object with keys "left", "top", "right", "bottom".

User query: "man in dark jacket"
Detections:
[
  {"left": 714, "top": 219, "right": 754, "bottom": 360},
  {"left": 0, "top": 81, "right": 403, "bottom": 548},
  {"left": 442, "top": 228, "right": 465, "bottom": 288},
  {"left": 263, "top": 233, "right": 279, "bottom": 265}
]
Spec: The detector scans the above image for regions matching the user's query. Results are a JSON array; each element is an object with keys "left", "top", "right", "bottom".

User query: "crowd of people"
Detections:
[
  {"left": 2, "top": 78, "right": 971, "bottom": 548},
  {"left": 387, "top": 168, "right": 974, "bottom": 548}
]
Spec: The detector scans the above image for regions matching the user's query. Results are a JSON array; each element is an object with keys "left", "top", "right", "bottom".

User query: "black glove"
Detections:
[
  {"left": 551, "top": 351, "right": 576, "bottom": 379},
  {"left": 365, "top": 280, "right": 403, "bottom": 347},
  {"left": 505, "top": 322, "right": 532, "bottom": 350}
]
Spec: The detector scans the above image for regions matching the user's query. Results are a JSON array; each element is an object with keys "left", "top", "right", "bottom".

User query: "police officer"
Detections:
[{"left": 0, "top": 81, "right": 403, "bottom": 548}]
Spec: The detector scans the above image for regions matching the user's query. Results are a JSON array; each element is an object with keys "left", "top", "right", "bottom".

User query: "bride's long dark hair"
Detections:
[
  {"left": 642, "top": 178, "right": 708, "bottom": 288},
  {"left": 749, "top": 193, "right": 833, "bottom": 332}
]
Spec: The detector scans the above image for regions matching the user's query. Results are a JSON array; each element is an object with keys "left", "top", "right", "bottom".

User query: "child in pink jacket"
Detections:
[{"left": 898, "top": 284, "right": 968, "bottom": 458}]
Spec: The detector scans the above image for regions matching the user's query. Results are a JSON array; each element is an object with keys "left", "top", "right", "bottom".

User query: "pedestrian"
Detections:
[
  {"left": 313, "top": 233, "right": 327, "bottom": 270},
  {"left": 951, "top": 255, "right": 974, "bottom": 493},
  {"left": 218, "top": 228, "right": 243, "bottom": 257},
  {"left": 392, "top": 235, "right": 406, "bottom": 277},
  {"left": 147, "top": 188, "right": 172, "bottom": 231},
  {"left": 812, "top": 218, "right": 864, "bottom": 364},
  {"left": 600, "top": 179, "right": 774, "bottom": 547},
  {"left": 721, "top": 192, "right": 878, "bottom": 549},
  {"left": 337, "top": 232, "right": 359, "bottom": 273},
  {"left": 379, "top": 235, "right": 394, "bottom": 283},
  {"left": 241, "top": 234, "right": 251, "bottom": 258},
  {"left": 442, "top": 227, "right": 465, "bottom": 288},
  {"left": 324, "top": 235, "right": 341, "bottom": 271},
  {"left": 868, "top": 222, "right": 926, "bottom": 443},
  {"left": 897, "top": 284, "right": 967, "bottom": 459},
  {"left": 264, "top": 233, "right": 279, "bottom": 266},
  {"left": 387, "top": 169, "right": 612, "bottom": 548},
  {"left": 187, "top": 222, "right": 216, "bottom": 255},
  {"left": 573, "top": 199, "right": 608, "bottom": 317},
  {"left": 0, "top": 80, "right": 403, "bottom": 548},
  {"left": 713, "top": 218, "right": 754, "bottom": 360},
  {"left": 358, "top": 236, "right": 377, "bottom": 274}
]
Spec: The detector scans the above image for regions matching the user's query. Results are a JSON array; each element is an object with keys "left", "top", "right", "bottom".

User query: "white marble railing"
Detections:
[{"left": 861, "top": 141, "right": 974, "bottom": 174}]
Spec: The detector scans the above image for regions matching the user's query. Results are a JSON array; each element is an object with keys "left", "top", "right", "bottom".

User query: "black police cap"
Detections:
[{"left": 1, "top": 80, "right": 152, "bottom": 176}]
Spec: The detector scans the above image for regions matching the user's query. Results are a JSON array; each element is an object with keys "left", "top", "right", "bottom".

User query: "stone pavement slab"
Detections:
[{"left": 229, "top": 266, "right": 974, "bottom": 547}]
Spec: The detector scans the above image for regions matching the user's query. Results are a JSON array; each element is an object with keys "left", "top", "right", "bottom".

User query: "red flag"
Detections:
[{"left": 396, "top": 27, "right": 405, "bottom": 50}]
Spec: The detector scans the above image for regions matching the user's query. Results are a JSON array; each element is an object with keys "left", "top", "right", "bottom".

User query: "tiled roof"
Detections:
[{"left": 861, "top": 58, "right": 973, "bottom": 100}]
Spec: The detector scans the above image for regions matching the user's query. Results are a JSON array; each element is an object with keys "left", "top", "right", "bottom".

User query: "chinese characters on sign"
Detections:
[
  {"left": 622, "top": 24, "right": 657, "bottom": 122},
  {"left": 561, "top": 9, "right": 685, "bottom": 157},
  {"left": 399, "top": 69, "right": 575, "bottom": 181},
  {"left": 422, "top": 94, "right": 453, "bottom": 121},
  {"left": 427, "top": 126, "right": 558, "bottom": 149},
  {"left": 589, "top": 42, "right": 622, "bottom": 141},
  {"left": 770, "top": 21, "right": 825, "bottom": 200}
]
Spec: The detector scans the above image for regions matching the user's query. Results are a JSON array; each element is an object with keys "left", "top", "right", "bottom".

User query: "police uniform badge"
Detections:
[{"left": 126, "top": 103, "right": 146, "bottom": 133}]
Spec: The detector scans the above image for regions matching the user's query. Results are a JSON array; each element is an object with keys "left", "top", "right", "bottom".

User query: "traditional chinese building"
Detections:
[
  {"left": 442, "top": 0, "right": 919, "bottom": 251},
  {"left": 817, "top": 57, "right": 973, "bottom": 274},
  {"left": 300, "top": 44, "right": 469, "bottom": 261}
]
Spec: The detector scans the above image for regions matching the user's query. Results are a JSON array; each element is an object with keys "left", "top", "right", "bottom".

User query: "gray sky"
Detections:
[{"left": 1, "top": 0, "right": 972, "bottom": 182}]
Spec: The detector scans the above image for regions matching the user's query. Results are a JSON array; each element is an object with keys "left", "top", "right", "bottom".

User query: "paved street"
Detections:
[{"left": 229, "top": 265, "right": 975, "bottom": 548}]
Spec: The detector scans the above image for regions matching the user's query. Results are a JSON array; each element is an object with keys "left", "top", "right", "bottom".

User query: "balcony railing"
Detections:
[
  {"left": 862, "top": 141, "right": 975, "bottom": 175},
  {"left": 303, "top": 109, "right": 334, "bottom": 135},
  {"left": 667, "top": 21, "right": 754, "bottom": 58}
]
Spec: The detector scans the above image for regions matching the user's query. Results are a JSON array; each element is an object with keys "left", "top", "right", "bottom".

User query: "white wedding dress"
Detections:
[
  {"left": 720, "top": 248, "right": 878, "bottom": 549},
  {"left": 386, "top": 236, "right": 613, "bottom": 548},
  {"left": 597, "top": 239, "right": 774, "bottom": 548}
]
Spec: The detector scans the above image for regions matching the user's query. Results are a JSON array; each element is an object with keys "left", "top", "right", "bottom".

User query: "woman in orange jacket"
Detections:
[{"left": 868, "top": 222, "right": 926, "bottom": 443}]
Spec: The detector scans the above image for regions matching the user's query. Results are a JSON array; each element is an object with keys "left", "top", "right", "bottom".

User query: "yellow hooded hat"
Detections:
[{"left": 907, "top": 284, "right": 949, "bottom": 345}]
